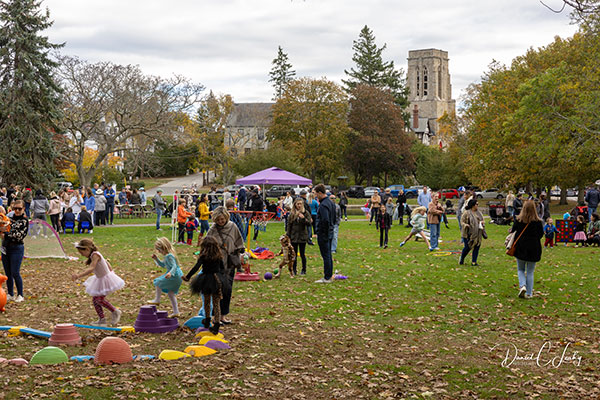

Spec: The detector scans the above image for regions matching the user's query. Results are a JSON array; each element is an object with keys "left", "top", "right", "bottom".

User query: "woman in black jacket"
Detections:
[
  {"left": 339, "top": 192, "right": 348, "bottom": 222},
  {"left": 396, "top": 189, "right": 407, "bottom": 225},
  {"left": 1, "top": 200, "right": 29, "bottom": 302},
  {"left": 510, "top": 200, "right": 544, "bottom": 299},
  {"left": 286, "top": 198, "right": 312, "bottom": 275}
]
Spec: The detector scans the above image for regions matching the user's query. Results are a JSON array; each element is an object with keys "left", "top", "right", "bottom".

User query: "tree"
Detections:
[
  {"left": 343, "top": 25, "right": 410, "bottom": 122},
  {"left": 346, "top": 84, "right": 414, "bottom": 186},
  {"left": 413, "top": 141, "right": 467, "bottom": 190},
  {"left": 232, "top": 142, "right": 302, "bottom": 177},
  {"left": 269, "top": 77, "right": 350, "bottom": 182},
  {"left": 268, "top": 46, "right": 296, "bottom": 100},
  {"left": 0, "top": 0, "right": 63, "bottom": 187},
  {"left": 56, "top": 56, "right": 204, "bottom": 187}
]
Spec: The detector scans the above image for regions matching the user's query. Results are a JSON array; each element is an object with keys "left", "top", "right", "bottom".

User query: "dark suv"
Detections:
[
  {"left": 266, "top": 185, "right": 294, "bottom": 198},
  {"left": 347, "top": 185, "right": 365, "bottom": 198}
]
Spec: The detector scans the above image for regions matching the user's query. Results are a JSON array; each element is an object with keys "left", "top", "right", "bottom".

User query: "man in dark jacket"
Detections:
[
  {"left": 314, "top": 184, "right": 335, "bottom": 283},
  {"left": 237, "top": 187, "right": 247, "bottom": 211},
  {"left": 585, "top": 186, "right": 600, "bottom": 222},
  {"left": 248, "top": 190, "right": 264, "bottom": 240},
  {"left": 104, "top": 185, "right": 116, "bottom": 225}
]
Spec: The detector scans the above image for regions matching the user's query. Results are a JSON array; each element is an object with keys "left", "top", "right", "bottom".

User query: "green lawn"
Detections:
[{"left": 1, "top": 214, "right": 597, "bottom": 398}]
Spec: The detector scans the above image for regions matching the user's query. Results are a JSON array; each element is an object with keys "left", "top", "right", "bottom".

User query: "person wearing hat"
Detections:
[
  {"left": 31, "top": 189, "right": 49, "bottom": 221},
  {"left": 459, "top": 199, "right": 486, "bottom": 266},
  {"left": 139, "top": 187, "right": 147, "bottom": 207},
  {"left": 103, "top": 184, "right": 116, "bottom": 225},
  {"left": 94, "top": 188, "right": 107, "bottom": 226},
  {"left": 153, "top": 189, "right": 166, "bottom": 230}
]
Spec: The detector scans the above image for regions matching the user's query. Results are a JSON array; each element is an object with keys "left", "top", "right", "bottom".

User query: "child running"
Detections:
[
  {"left": 148, "top": 237, "right": 183, "bottom": 317},
  {"left": 574, "top": 215, "right": 587, "bottom": 247},
  {"left": 72, "top": 239, "right": 124, "bottom": 327},
  {"left": 399, "top": 206, "right": 430, "bottom": 249},
  {"left": 543, "top": 217, "right": 559, "bottom": 248},
  {"left": 182, "top": 236, "right": 230, "bottom": 335}
]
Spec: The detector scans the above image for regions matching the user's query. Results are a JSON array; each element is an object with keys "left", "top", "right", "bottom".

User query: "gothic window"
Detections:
[
  {"left": 416, "top": 67, "right": 420, "bottom": 96},
  {"left": 423, "top": 67, "right": 428, "bottom": 96},
  {"left": 257, "top": 128, "right": 265, "bottom": 141},
  {"left": 438, "top": 67, "right": 442, "bottom": 98}
]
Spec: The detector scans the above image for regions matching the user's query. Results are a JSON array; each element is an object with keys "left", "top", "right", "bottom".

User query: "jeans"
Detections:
[
  {"left": 331, "top": 224, "right": 339, "bottom": 252},
  {"left": 307, "top": 223, "right": 313, "bottom": 243},
  {"left": 370, "top": 208, "right": 380, "bottom": 227},
  {"left": 2, "top": 244, "right": 24, "bottom": 296},
  {"left": 318, "top": 236, "right": 333, "bottom": 280},
  {"left": 156, "top": 208, "right": 163, "bottom": 229},
  {"left": 589, "top": 207, "right": 597, "bottom": 222},
  {"left": 429, "top": 223, "right": 440, "bottom": 250},
  {"left": 200, "top": 220, "right": 210, "bottom": 235},
  {"left": 50, "top": 214, "right": 60, "bottom": 232},
  {"left": 340, "top": 205, "right": 347, "bottom": 219},
  {"left": 459, "top": 238, "right": 480, "bottom": 264},
  {"left": 292, "top": 242, "right": 306, "bottom": 274},
  {"left": 106, "top": 204, "right": 114, "bottom": 224},
  {"left": 379, "top": 227, "right": 389, "bottom": 247},
  {"left": 25, "top": 202, "right": 31, "bottom": 218},
  {"left": 456, "top": 211, "right": 463, "bottom": 230},
  {"left": 516, "top": 258, "right": 536, "bottom": 296}
]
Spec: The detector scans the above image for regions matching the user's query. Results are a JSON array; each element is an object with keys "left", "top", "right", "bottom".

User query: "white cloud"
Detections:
[{"left": 42, "top": 0, "right": 578, "bottom": 102}]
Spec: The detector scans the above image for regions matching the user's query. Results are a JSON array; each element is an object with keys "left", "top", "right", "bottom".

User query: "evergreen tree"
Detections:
[
  {"left": 268, "top": 46, "right": 296, "bottom": 100},
  {"left": 0, "top": 0, "right": 63, "bottom": 187},
  {"left": 343, "top": 25, "right": 410, "bottom": 122}
]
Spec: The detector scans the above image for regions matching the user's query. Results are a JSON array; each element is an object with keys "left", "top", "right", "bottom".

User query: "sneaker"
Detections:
[
  {"left": 384, "top": 245, "right": 388, "bottom": 249},
  {"left": 14, "top": 295, "right": 24, "bottom": 303},
  {"left": 6, "top": 294, "right": 13, "bottom": 302},
  {"left": 525, "top": 294, "right": 533, "bottom": 299},
  {"left": 91, "top": 319, "right": 107, "bottom": 327},
  {"left": 89, "top": 230, "right": 93, "bottom": 234},
  {"left": 399, "top": 241, "right": 405, "bottom": 247},
  {"left": 314, "top": 278, "right": 333, "bottom": 283},
  {"left": 168, "top": 313, "right": 180, "bottom": 318},
  {"left": 433, "top": 247, "right": 441, "bottom": 251},
  {"left": 518, "top": 286, "right": 526, "bottom": 298},
  {"left": 111, "top": 309, "right": 122, "bottom": 325},
  {"left": 300, "top": 271, "right": 306, "bottom": 276},
  {"left": 147, "top": 300, "right": 160, "bottom": 305}
]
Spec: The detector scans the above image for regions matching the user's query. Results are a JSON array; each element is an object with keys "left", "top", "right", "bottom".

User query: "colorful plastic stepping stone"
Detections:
[
  {"left": 158, "top": 350, "right": 191, "bottom": 361},
  {"left": 94, "top": 337, "right": 133, "bottom": 365},
  {"left": 8, "top": 358, "right": 28, "bottom": 366},
  {"left": 184, "top": 345, "right": 216, "bottom": 357},
  {"left": 70, "top": 355, "right": 95, "bottom": 362},
  {"left": 198, "top": 336, "right": 228, "bottom": 345},
  {"left": 49, "top": 324, "right": 81, "bottom": 346},
  {"left": 195, "top": 331, "right": 224, "bottom": 339},
  {"left": 30, "top": 346, "right": 69, "bottom": 365},
  {"left": 203, "top": 340, "right": 231, "bottom": 350},
  {"left": 133, "top": 355, "right": 155, "bottom": 361}
]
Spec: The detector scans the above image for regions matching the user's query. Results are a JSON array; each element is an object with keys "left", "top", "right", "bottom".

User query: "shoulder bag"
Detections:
[{"left": 506, "top": 222, "right": 530, "bottom": 256}]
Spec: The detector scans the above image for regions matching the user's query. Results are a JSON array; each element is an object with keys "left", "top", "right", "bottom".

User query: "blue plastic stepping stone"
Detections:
[
  {"left": 70, "top": 355, "right": 94, "bottom": 362},
  {"left": 133, "top": 355, "right": 155, "bottom": 361}
]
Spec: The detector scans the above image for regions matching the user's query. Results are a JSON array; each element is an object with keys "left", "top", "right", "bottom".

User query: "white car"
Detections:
[
  {"left": 475, "top": 188, "right": 505, "bottom": 199},
  {"left": 363, "top": 187, "right": 381, "bottom": 197}
]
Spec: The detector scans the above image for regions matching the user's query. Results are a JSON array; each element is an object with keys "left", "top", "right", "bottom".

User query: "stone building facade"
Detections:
[
  {"left": 224, "top": 103, "right": 273, "bottom": 155},
  {"left": 406, "top": 49, "right": 456, "bottom": 145}
]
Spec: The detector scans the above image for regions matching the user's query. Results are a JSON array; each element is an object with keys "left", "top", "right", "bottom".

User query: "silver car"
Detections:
[
  {"left": 363, "top": 186, "right": 381, "bottom": 197},
  {"left": 475, "top": 188, "right": 505, "bottom": 199}
]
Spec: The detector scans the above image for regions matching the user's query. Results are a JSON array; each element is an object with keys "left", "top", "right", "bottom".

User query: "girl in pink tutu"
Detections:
[{"left": 72, "top": 239, "right": 125, "bottom": 326}]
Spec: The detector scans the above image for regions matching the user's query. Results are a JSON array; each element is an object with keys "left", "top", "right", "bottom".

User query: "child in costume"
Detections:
[
  {"left": 196, "top": 194, "right": 211, "bottom": 245},
  {"left": 176, "top": 200, "right": 192, "bottom": 244},
  {"left": 72, "top": 239, "right": 124, "bottom": 327},
  {"left": 543, "top": 217, "right": 559, "bottom": 248},
  {"left": 149, "top": 237, "right": 183, "bottom": 317},
  {"left": 399, "top": 206, "right": 430, "bottom": 249},
  {"left": 275, "top": 234, "right": 296, "bottom": 278},
  {"left": 574, "top": 215, "right": 587, "bottom": 247},
  {"left": 185, "top": 215, "right": 199, "bottom": 246},
  {"left": 182, "top": 236, "right": 230, "bottom": 335}
]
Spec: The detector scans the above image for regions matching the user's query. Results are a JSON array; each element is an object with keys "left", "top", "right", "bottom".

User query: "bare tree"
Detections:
[
  {"left": 56, "top": 56, "right": 204, "bottom": 186},
  {"left": 541, "top": 0, "right": 600, "bottom": 23}
]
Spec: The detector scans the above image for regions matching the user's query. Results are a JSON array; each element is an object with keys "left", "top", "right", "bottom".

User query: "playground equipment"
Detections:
[
  {"left": 94, "top": 337, "right": 133, "bottom": 365},
  {"left": 184, "top": 345, "right": 216, "bottom": 357},
  {"left": 198, "top": 336, "right": 228, "bottom": 345},
  {"left": 30, "top": 346, "right": 69, "bottom": 365},
  {"left": 134, "top": 305, "right": 179, "bottom": 333},
  {"left": 49, "top": 324, "right": 82, "bottom": 346},
  {"left": 230, "top": 211, "right": 275, "bottom": 282},
  {"left": 24, "top": 219, "right": 73, "bottom": 259},
  {"left": 72, "top": 324, "right": 135, "bottom": 333},
  {"left": 264, "top": 272, "right": 273, "bottom": 280},
  {"left": 0, "top": 274, "right": 7, "bottom": 312},
  {"left": 204, "top": 340, "right": 231, "bottom": 350},
  {"left": 158, "top": 350, "right": 190, "bottom": 360}
]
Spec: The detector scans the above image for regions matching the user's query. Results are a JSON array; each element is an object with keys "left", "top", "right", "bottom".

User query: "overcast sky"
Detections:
[{"left": 43, "top": 0, "right": 578, "bottom": 105}]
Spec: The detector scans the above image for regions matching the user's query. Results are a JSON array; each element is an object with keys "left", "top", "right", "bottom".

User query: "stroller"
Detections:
[
  {"left": 488, "top": 201, "right": 511, "bottom": 225},
  {"left": 445, "top": 199, "right": 455, "bottom": 215}
]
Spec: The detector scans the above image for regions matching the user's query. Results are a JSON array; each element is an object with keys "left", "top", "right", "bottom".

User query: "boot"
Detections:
[
  {"left": 209, "top": 322, "right": 220, "bottom": 335},
  {"left": 187, "top": 238, "right": 192, "bottom": 245},
  {"left": 202, "top": 317, "right": 211, "bottom": 329}
]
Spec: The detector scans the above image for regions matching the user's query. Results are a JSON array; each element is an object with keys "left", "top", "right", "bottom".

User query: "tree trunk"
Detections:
[
  {"left": 384, "top": 172, "right": 388, "bottom": 189},
  {"left": 559, "top": 186, "right": 568, "bottom": 205},
  {"left": 577, "top": 187, "right": 585, "bottom": 205},
  {"left": 366, "top": 175, "right": 373, "bottom": 187}
]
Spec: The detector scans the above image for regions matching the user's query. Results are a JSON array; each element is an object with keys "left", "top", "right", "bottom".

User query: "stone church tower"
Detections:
[{"left": 406, "top": 49, "right": 456, "bottom": 145}]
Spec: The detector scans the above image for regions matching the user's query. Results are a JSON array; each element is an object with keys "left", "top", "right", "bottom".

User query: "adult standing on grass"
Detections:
[
  {"left": 396, "top": 189, "right": 407, "bottom": 226},
  {"left": 505, "top": 191, "right": 515, "bottom": 219},
  {"left": 286, "top": 198, "right": 312, "bottom": 275},
  {"left": 31, "top": 189, "right": 49, "bottom": 221},
  {"left": 510, "top": 200, "right": 544, "bottom": 299},
  {"left": 237, "top": 186, "right": 247, "bottom": 211},
  {"left": 512, "top": 193, "right": 523, "bottom": 219},
  {"left": 585, "top": 185, "right": 599, "bottom": 222},
  {"left": 417, "top": 186, "right": 432, "bottom": 208},
  {"left": 299, "top": 190, "right": 314, "bottom": 245},
  {"left": 206, "top": 206, "right": 245, "bottom": 324},
  {"left": 104, "top": 185, "right": 116, "bottom": 225},
  {"left": 427, "top": 193, "right": 444, "bottom": 251},
  {"left": 369, "top": 190, "right": 382, "bottom": 229},
  {"left": 314, "top": 184, "right": 335, "bottom": 283},
  {"left": 459, "top": 199, "right": 485, "bottom": 266},
  {"left": 84, "top": 188, "right": 96, "bottom": 222},
  {"left": 153, "top": 190, "right": 166, "bottom": 230},
  {"left": 48, "top": 192, "right": 61, "bottom": 233},
  {"left": 1, "top": 200, "right": 28, "bottom": 302},
  {"left": 540, "top": 193, "right": 550, "bottom": 222},
  {"left": 339, "top": 191, "right": 348, "bottom": 222},
  {"left": 330, "top": 194, "right": 341, "bottom": 253},
  {"left": 94, "top": 189, "right": 107, "bottom": 226},
  {"left": 456, "top": 187, "right": 466, "bottom": 230}
]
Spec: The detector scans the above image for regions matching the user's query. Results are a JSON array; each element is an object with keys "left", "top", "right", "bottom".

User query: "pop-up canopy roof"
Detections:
[{"left": 236, "top": 167, "right": 312, "bottom": 186}]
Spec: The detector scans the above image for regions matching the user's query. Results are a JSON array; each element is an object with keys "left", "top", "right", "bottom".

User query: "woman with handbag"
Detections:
[
  {"left": 459, "top": 199, "right": 485, "bottom": 266},
  {"left": 509, "top": 200, "right": 544, "bottom": 299},
  {"left": 205, "top": 206, "right": 245, "bottom": 324}
]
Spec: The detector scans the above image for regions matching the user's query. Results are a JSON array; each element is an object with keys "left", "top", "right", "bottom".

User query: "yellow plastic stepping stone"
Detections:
[
  {"left": 184, "top": 345, "right": 217, "bottom": 357},
  {"left": 118, "top": 326, "right": 135, "bottom": 333},
  {"left": 7, "top": 326, "right": 26, "bottom": 337},
  {"left": 195, "top": 331, "right": 224, "bottom": 339},
  {"left": 198, "top": 336, "right": 228, "bottom": 345},
  {"left": 158, "top": 350, "right": 191, "bottom": 361}
]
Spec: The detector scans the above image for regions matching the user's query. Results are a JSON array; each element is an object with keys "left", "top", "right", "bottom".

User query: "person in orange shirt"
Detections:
[{"left": 177, "top": 199, "right": 192, "bottom": 244}]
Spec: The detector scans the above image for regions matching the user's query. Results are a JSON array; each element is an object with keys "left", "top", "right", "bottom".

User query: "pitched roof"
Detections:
[{"left": 227, "top": 103, "right": 274, "bottom": 127}]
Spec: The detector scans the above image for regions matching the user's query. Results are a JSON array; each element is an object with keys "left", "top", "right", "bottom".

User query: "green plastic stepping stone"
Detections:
[{"left": 30, "top": 346, "right": 69, "bottom": 365}]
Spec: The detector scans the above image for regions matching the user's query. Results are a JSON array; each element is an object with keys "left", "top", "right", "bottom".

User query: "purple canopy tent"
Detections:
[{"left": 235, "top": 167, "right": 312, "bottom": 197}]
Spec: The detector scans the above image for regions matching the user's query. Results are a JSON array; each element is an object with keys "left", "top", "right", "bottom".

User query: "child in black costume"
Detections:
[{"left": 182, "top": 236, "right": 230, "bottom": 334}]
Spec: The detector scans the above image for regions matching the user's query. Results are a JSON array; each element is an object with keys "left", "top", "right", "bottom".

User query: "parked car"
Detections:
[
  {"left": 347, "top": 185, "right": 365, "bottom": 198},
  {"left": 475, "top": 188, "right": 505, "bottom": 199},
  {"left": 404, "top": 185, "right": 422, "bottom": 199},
  {"left": 440, "top": 189, "right": 459, "bottom": 199},
  {"left": 363, "top": 187, "right": 381, "bottom": 198},
  {"left": 55, "top": 181, "right": 73, "bottom": 191},
  {"left": 266, "top": 185, "right": 295, "bottom": 198},
  {"left": 386, "top": 184, "right": 405, "bottom": 198}
]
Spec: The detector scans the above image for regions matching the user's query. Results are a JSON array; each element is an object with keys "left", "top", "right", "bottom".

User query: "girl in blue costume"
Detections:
[{"left": 148, "top": 237, "right": 183, "bottom": 317}]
